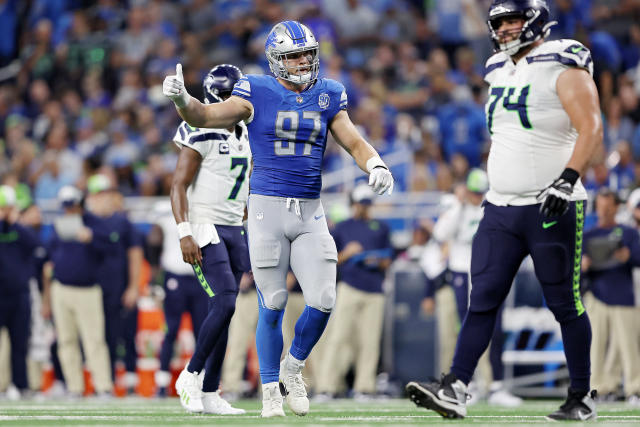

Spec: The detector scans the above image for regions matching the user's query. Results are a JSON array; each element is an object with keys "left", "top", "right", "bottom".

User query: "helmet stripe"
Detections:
[
  {"left": 283, "top": 20, "right": 306, "bottom": 46},
  {"left": 293, "top": 21, "right": 307, "bottom": 44}
]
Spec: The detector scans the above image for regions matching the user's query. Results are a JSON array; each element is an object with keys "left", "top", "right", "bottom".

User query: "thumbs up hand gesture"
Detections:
[{"left": 163, "top": 63, "right": 191, "bottom": 108}]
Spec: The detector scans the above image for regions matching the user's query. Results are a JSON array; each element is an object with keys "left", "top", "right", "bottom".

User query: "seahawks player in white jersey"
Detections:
[
  {"left": 171, "top": 64, "right": 250, "bottom": 415},
  {"left": 406, "top": 0, "right": 603, "bottom": 421}
]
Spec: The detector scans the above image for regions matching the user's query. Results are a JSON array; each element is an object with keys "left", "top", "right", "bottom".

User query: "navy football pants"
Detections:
[
  {"left": 188, "top": 225, "right": 250, "bottom": 392},
  {"left": 451, "top": 201, "right": 591, "bottom": 391},
  {"left": 450, "top": 271, "right": 504, "bottom": 382}
]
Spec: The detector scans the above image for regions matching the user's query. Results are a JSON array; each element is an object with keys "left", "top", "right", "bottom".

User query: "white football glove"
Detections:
[
  {"left": 162, "top": 63, "right": 190, "bottom": 108},
  {"left": 369, "top": 166, "right": 394, "bottom": 195}
]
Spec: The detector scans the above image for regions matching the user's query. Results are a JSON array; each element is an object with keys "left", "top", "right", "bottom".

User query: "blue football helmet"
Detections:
[
  {"left": 265, "top": 20, "right": 319, "bottom": 85},
  {"left": 487, "top": 0, "right": 556, "bottom": 56},
  {"left": 203, "top": 64, "right": 243, "bottom": 104}
]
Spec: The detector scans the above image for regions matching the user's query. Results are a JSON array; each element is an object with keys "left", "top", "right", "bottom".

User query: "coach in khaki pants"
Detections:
[
  {"left": 41, "top": 186, "right": 113, "bottom": 396},
  {"left": 582, "top": 189, "right": 640, "bottom": 401},
  {"left": 316, "top": 185, "right": 392, "bottom": 397}
]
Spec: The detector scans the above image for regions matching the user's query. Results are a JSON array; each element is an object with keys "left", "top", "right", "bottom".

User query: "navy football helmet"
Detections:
[
  {"left": 203, "top": 64, "right": 243, "bottom": 104},
  {"left": 487, "top": 0, "right": 556, "bottom": 56},
  {"left": 265, "top": 20, "right": 319, "bottom": 85}
]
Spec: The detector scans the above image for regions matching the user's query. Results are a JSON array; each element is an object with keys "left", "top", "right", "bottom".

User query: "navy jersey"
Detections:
[
  {"left": 0, "top": 220, "right": 40, "bottom": 296},
  {"left": 583, "top": 224, "right": 640, "bottom": 306},
  {"left": 231, "top": 75, "right": 347, "bottom": 199},
  {"left": 332, "top": 218, "right": 392, "bottom": 294},
  {"left": 49, "top": 212, "right": 112, "bottom": 287},
  {"left": 98, "top": 213, "right": 143, "bottom": 296}
]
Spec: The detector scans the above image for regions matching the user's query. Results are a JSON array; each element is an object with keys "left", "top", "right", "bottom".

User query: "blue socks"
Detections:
[
  {"left": 256, "top": 305, "right": 331, "bottom": 384},
  {"left": 290, "top": 306, "right": 330, "bottom": 361},
  {"left": 256, "top": 307, "right": 284, "bottom": 384}
]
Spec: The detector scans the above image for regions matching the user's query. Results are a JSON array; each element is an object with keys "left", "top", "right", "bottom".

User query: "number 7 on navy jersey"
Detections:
[{"left": 274, "top": 111, "right": 322, "bottom": 155}]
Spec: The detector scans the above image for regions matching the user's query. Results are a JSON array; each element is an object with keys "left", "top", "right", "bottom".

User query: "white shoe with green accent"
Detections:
[{"left": 175, "top": 367, "right": 203, "bottom": 413}]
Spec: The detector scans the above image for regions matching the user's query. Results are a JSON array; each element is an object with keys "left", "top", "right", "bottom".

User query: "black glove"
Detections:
[{"left": 536, "top": 168, "right": 580, "bottom": 217}]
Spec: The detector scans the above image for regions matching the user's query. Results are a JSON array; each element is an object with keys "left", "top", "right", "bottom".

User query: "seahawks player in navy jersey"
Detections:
[
  {"left": 163, "top": 21, "right": 393, "bottom": 417},
  {"left": 406, "top": 0, "right": 602, "bottom": 421}
]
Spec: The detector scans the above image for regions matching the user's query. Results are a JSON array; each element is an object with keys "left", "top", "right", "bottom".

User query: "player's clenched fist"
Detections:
[
  {"left": 163, "top": 63, "right": 191, "bottom": 108},
  {"left": 369, "top": 166, "right": 394, "bottom": 195}
]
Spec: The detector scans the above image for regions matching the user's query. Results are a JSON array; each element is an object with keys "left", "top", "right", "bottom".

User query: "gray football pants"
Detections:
[{"left": 247, "top": 194, "right": 337, "bottom": 312}]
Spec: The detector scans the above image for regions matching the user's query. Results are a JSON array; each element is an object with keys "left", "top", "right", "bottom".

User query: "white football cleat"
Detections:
[
  {"left": 261, "top": 382, "right": 285, "bottom": 418},
  {"left": 279, "top": 355, "right": 309, "bottom": 416},
  {"left": 488, "top": 388, "right": 523, "bottom": 407},
  {"left": 175, "top": 367, "right": 204, "bottom": 413},
  {"left": 202, "top": 390, "right": 245, "bottom": 415}
]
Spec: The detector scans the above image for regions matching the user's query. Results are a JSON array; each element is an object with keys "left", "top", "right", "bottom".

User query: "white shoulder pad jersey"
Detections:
[
  {"left": 483, "top": 39, "right": 592, "bottom": 206},
  {"left": 433, "top": 200, "right": 483, "bottom": 273},
  {"left": 173, "top": 122, "right": 251, "bottom": 226}
]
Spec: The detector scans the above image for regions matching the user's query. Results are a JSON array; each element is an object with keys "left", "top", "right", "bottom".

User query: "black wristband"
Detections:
[{"left": 560, "top": 168, "right": 580, "bottom": 185}]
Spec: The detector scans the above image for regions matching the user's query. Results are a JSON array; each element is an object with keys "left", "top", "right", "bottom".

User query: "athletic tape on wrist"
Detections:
[
  {"left": 177, "top": 222, "right": 192, "bottom": 239},
  {"left": 174, "top": 91, "right": 191, "bottom": 109},
  {"left": 366, "top": 156, "right": 387, "bottom": 173}
]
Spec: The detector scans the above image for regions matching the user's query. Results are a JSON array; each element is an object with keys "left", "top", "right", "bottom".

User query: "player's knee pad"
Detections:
[
  {"left": 531, "top": 243, "right": 570, "bottom": 285},
  {"left": 546, "top": 302, "right": 582, "bottom": 323},
  {"left": 258, "top": 288, "right": 288, "bottom": 311},
  {"left": 212, "top": 292, "right": 237, "bottom": 320},
  {"left": 305, "top": 281, "right": 336, "bottom": 313},
  {"left": 467, "top": 277, "right": 510, "bottom": 312}
]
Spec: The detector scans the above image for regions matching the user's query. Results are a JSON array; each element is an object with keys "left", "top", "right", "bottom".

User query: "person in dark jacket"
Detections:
[
  {"left": 86, "top": 174, "right": 143, "bottom": 393},
  {"left": 0, "top": 185, "right": 38, "bottom": 398},
  {"left": 41, "top": 185, "right": 113, "bottom": 397},
  {"left": 582, "top": 189, "right": 640, "bottom": 402}
]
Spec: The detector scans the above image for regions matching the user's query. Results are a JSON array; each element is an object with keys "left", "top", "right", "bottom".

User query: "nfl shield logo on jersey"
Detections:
[
  {"left": 318, "top": 93, "right": 330, "bottom": 109},
  {"left": 219, "top": 142, "right": 229, "bottom": 154}
]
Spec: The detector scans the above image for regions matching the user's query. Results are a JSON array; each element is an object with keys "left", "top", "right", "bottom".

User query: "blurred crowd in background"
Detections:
[{"left": 1, "top": 0, "right": 640, "bottom": 200}]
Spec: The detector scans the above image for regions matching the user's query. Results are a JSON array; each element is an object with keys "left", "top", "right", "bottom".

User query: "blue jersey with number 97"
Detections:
[{"left": 231, "top": 75, "right": 347, "bottom": 199}]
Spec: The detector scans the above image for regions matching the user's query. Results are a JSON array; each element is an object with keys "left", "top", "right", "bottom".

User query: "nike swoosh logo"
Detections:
[
  {"left": 542, "top": 221, "right": 558, "bottom": 229},
  {"left": 314, "top": 215, "right": 324, "bottom": 220},
  {"left": 437, "top": 389, "right": 459, "bottom": 404},
  {"left": 571, "top": 46, "right": 583, "bottom": 53},
  {"left": 577, "top": 409, "right": 591, "bottom": 420}
]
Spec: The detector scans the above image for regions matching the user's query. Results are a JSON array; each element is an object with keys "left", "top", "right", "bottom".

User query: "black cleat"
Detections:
[
  {"left": 406, "top": 373, "right": 468, "bottom": 419},
  {"left": 546, "top": 389, "right": 597, "bottom": 421}
]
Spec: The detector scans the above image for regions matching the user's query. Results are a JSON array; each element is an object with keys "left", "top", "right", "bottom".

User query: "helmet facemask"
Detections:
[
  {"left": 270, "top": 47, "right": 319, "bottom": 85},
  {"left": 488, "top": 6, "right": 556, "bottom": 56}
]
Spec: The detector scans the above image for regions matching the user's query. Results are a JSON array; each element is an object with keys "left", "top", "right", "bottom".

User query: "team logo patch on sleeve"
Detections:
[{"left": 318, "top": 93, "right": 330, "bottom": 109}]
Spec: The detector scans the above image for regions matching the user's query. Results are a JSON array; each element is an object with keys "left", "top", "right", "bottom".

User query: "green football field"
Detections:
[{"left": 0, "top": 398, "right": 638, "bottom": 426}]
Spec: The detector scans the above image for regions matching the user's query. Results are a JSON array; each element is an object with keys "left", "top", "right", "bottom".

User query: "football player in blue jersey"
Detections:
[{"left": 164, "top": 21, "right": 393, "bottom": 417}]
